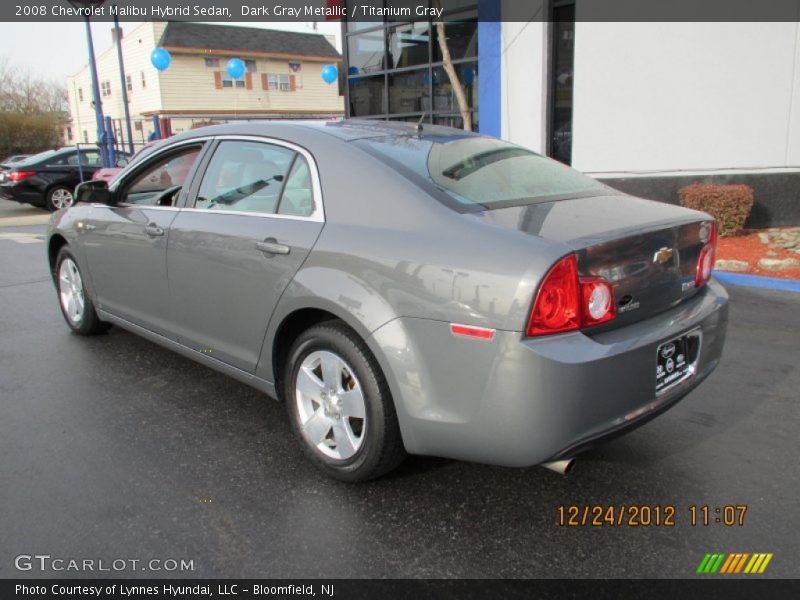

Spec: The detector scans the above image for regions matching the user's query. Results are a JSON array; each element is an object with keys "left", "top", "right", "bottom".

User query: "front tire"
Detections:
[
  {"left": 284, "top": 322, "right": 406, "bottom": 482},
  {"left": 55, "top": 247, "right": 108, "bottom": 335},
  {"left": 46, "top": 185, "right": 74, "bottom": 212}
]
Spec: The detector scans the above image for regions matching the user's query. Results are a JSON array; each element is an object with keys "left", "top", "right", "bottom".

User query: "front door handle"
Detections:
[
  {"left": 256, "top": 238, "right": 290, "bottom": 255},
  {"left": 144, "top": 223, "right": 165, "bottom": 237}
]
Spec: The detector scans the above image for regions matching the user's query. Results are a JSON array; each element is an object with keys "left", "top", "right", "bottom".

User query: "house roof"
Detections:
[{"left": 160, "top": 22, "right": 340, "bottom": 60}]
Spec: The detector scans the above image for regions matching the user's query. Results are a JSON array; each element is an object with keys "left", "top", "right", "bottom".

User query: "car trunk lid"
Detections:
[{"left": 470, "top": 193, "right": 715, "bottom": 329}]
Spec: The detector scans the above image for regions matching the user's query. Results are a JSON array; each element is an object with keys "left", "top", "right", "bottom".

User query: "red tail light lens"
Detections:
[
  {"left": 527, "top": 255, "right": 581, "bottom": 336},
  {"left": 8, "top": 171, "right": 35, "bottom": 183},
  {"left": 695, "top": 221, "right": 718, "bottom": 288},
  {"left": 527, "top": 254, "right": 616, "bottom": 337}
]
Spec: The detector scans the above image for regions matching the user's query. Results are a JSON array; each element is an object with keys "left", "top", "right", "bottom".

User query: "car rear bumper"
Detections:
[
  {"left": 0, "top": 185, "right": 44, "bottom": 206},
  {"left": 369, "top": 278, "right": 729, "bottom": 467}
]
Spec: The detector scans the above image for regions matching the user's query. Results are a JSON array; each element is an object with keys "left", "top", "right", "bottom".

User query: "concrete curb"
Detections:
[{"left": 714, "top": 271, "right": 800, "bottom": 293}]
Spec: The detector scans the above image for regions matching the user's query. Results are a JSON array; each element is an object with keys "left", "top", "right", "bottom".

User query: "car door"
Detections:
[
  {"left": 167, "top": 137, "right": 325, "bottom": 373},
  {"left": 79, "top": 141, "right": 207, "bottom": 336}
]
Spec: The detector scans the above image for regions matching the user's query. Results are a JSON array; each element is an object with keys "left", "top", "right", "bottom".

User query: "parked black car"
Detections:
[{"left": 0, "top": 147, "right": 128, "bottom": 211}]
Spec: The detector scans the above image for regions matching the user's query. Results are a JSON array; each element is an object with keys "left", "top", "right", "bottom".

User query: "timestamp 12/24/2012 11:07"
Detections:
[{"left": 557, "top": 505, "right": 748, "bottom": 527}]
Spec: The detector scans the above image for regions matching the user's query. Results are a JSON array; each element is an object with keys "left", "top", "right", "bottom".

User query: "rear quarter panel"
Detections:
[{"left": 257, "top": 135, "right": 569, "bottom": 383}]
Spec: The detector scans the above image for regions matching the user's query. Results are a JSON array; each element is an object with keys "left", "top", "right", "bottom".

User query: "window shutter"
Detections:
[
  {"left": 245, "top": 72, "right": 253, "bottom": 90},
  {"left": 261, "top": 73, "right": 268, "bottom": 90},
  {"left": 214, "top": 71, "right": 222, "bottom": 89},
  {"left": 289, "top": 74, "right": 297, "bottom": 91}
]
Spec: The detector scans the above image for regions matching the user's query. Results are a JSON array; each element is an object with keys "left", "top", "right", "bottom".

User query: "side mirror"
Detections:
[{"left": 75, "top": 180, "right": 116, "bottom": 206}]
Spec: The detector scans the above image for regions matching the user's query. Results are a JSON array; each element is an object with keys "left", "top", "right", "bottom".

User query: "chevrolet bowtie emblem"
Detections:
[{"left": 653, "top": 247, "right": 674, "bottom": 264}]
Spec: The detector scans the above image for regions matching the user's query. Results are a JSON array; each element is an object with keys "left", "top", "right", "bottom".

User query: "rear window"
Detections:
[{"left": 357, "top": 135, "right": 609, "bottom": 211}]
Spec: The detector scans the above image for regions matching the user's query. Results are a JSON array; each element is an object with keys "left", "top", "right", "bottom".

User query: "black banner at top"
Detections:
[{"left": 2, "top": 0, "right": 800, "bottom": 23}]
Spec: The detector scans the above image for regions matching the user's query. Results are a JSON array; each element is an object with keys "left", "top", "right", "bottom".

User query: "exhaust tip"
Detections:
[{"left": 541, "top": 458, "right": 575, "bottom": 475}]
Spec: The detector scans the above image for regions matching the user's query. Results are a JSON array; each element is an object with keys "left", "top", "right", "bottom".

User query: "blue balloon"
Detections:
[
  {"left": 150, "top": 48, "right": 171, "bottom": 72},
  {"left": 227, "top": 58, "right": 246, "bottom": 80},
  {"left": 321, "top": 64, "right": 338, "bottom": 85},
  {"left": 461, "top": 66, "right": 475, "bottom": 86}
]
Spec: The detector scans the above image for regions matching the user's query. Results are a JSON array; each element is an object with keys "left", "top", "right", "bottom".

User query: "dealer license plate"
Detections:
[{"left": 655, "top": 331, "right": 701, "bottom": 394}]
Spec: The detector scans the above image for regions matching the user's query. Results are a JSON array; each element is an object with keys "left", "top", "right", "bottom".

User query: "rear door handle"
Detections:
[
  {"left": 144, "top": 223, "right": 165, "bottom": 237},
  {"left": 256, "top": 238, "right": 290, "bottom": 255}
]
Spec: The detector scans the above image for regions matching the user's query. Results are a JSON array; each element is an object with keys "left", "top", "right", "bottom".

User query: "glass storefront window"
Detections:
[
  {"left": 347, "top": 30, "right": 386, "bottom": 74},
  {"left": 348, "top": 75, "right": 386, "bottom": 117},
  {"left": 388, "top": 69, "right": 429, "bottom": 114},
  {"left": 388, "top": 22, "right": 430, "bottom": 69},
  {"left": 343, "top": 3, "right": 481, "bottom": 131},
  {"left": 432, "top": 12, "right": 478, "bottom": 61},
  {"left": 431, "top": 62, "right": 477, "bottom": 114}
]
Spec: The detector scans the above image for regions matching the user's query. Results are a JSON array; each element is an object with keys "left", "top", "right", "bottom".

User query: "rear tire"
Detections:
[
  {"left": 54, "top": 247, "right": 108, "bottom": 335},
  {"left": 284, "top": 321, "right": 406, "bottom": 482},
  {"left": 46, "top": 185, "right": 74, "bottom": 212}
]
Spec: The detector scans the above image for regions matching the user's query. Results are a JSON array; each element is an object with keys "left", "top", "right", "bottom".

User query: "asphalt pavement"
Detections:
[{"left": 0, "top": 222, "right": 798, "bottom": 579}]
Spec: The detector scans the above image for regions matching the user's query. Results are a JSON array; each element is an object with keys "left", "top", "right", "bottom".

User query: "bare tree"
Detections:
[
  {"left": 0, "top": 57, "right": 67, "bottom": 114},
  {"left": 433, "top": 1, "right": 472, "bottom": 131}
]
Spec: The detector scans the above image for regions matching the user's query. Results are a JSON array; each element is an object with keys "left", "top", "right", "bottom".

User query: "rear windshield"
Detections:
[{"left": 357, "top": 135, "right": 609, "bottom": 211}]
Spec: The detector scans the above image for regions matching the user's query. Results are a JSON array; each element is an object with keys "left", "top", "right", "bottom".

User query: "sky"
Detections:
[{"left": 0, "top": 21, "right": 342, "bottom": 82}]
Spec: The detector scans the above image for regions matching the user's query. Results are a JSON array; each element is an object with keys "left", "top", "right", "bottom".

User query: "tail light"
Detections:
[
  {"left": 695, "top": 221, "right": 718, "bottom": 288},
  {"left": 526, "top": 254, "right": 616, "bottom": 337},
  {"left": 7, "top": 171, "right": 35, "bottom": 183}
]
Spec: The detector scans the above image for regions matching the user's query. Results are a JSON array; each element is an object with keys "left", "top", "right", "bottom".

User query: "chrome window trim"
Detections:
[
  {"left": 112, "top": 134, "right": 325, "bottom": 223},
  {"left": 187, "top": 135, "right": 325, "bottom": 223},
  {"left": 111, "top": 136, "right": 213, "bottom": 195}
]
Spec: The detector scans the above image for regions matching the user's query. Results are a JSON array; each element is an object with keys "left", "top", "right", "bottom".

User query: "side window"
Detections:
[
  {"left": 194, "top": 141, "right": 294, "bottom": 214},
  {"left": 278, "top": 156, "right": 314, "bottom": 217},
  {"left": 81, "top": 151, "right": 102, "bottom": 166},
  {"left": 121, "top": 146, "right": 202, "bottom": 206}
]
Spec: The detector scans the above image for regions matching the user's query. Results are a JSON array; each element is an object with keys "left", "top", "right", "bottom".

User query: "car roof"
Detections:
[{"left": 165, "top": 119, "right": 481, "bottom": 146}]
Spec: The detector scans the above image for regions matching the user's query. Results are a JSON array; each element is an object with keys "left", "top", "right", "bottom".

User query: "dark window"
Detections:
[
  {"left": 194, "top": 141, "right": 295, "bottom": 215},
  {"left": 388, "top": 68, "right": 429, "bottom": 114},
  {"left": 245, "top": 59, "right": 257, "bottom": 72},
  {"left": 77, "top": 88, "right": 84, "bottom": 102},
  {"left": 121, "top": 147, "right": 202, "bottom": 206},
  {"left": 432, "top": 13, "right": 478, "bottom": 62},
  {"left": 388, "top": 22, "right": 430, "bottom": 69},
  {"left": 349, "top": 74, "right": 386, "bottom": 117},
  {"left": 204, "top": 57, "right": 220, "bottom": 68},
  {"left": 359, "top": 136, "right": 606, "bottom": 210},
  {"left": 126, "top": 75, "right": 133, "bottom": 92}
]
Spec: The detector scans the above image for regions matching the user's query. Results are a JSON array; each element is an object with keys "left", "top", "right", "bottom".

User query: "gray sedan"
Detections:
[{"left": 46, "top": 121, "right": 729, "bottom": 481}]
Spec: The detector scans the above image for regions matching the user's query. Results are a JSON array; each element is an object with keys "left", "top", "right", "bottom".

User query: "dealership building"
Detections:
[{"left": 340, "top": 0, "right": 800, "bottom": 226}]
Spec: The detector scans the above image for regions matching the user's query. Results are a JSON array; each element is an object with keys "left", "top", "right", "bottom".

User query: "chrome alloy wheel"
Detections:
[
  {"left": 58, "top": 257, "right": 85, "bottom": 324},
  {"left": 50, "top": 188, "right": 74, "bottom": 209},
  {"left": 295, "top": 350, "right": 367, "bottom": 460}
]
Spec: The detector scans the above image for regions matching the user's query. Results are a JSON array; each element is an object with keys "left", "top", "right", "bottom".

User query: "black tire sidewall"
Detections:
[
  {"left": 55, "top": 247, "right": 98, "bottom": 335},
  {"left": 284, "top": 324, "right": 391, "bottom": 482}
]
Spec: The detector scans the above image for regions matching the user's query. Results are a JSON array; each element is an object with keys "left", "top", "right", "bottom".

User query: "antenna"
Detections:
[{"left": 415, "top": 113, "right": 426, "bottom": 135}]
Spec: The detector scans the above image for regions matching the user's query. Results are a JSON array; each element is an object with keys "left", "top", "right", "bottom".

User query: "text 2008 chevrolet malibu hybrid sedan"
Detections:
[{"left": 47, "top": 120, "right": 728, "bottom": 481}]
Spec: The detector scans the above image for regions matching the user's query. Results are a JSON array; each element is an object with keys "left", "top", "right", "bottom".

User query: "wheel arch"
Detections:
[{"left": 47, "top": 234, "right": 69, "bottom": 278}]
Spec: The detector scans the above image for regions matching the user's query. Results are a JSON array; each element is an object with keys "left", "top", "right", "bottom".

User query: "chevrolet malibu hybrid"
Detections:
[{"left": 46, "top": 121, "right": 729, "bottom": 481}]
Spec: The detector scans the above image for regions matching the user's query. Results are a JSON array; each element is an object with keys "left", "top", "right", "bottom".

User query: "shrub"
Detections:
[
  {"left": 0, "top": 112, "right": 62, "bottom": 158},
  {"left": 678, "top": 183, "right": 754, "bottom": 237}
]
